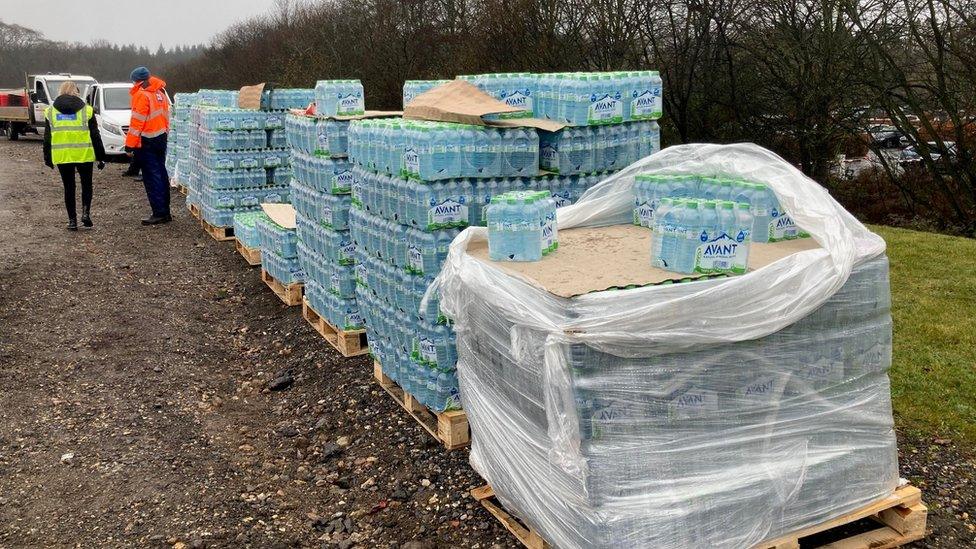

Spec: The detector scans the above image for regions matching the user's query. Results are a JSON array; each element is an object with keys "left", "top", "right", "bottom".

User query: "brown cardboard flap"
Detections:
[
  {"left": 466, "top": 224, "right": 821, "bottom": 298},
  {"left": 334, "top": 110, "right": 403, "bottom": 120},
  {"left": 238, "top": 83, "right": 266, "bottom": 110},
  {"left": 261, "top": 203, "right": 296, "bottom": 230},
  {"left": 404, "top": 80, "right": 565, "bottom": 131},
  {"left": 483, "top": 117, "right": 566, "bottom": 132},
  {"left": 289, "top": 108, "right": 403, "bottom": 121}
]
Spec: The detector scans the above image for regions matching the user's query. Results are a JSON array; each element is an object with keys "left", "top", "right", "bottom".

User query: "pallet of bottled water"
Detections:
[
  {"left": 435, "top": 143, "right": 901, "bottom": 548},
  {"left": 285, "top": 113, "right": 349, "bottom": 157}
]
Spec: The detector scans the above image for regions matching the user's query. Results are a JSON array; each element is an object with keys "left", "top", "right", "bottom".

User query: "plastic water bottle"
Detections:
[
  {"left": 751, "top": 183, "right": 777, "bottom": 243},
  {"left": 540, "top": 192, "right": 558, "bottom": 254},
  {"left": 717, "top": 200, "right": 736, "bottom": 240}
]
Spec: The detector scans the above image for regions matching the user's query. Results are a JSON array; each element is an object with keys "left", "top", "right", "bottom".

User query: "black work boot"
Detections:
[
  {"left": 67, "top": 218, "right": 78, "bottom": 231},
  {"left": 141, "top": 215, "right": 171, "bottom": 225},
  {"left": 81, "top": 206, "right": 93, "bottom": 228}
]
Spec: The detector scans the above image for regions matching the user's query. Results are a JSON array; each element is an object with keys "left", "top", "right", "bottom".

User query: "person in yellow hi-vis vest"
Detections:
[{"left": 43, "top": 81, "right": 106, "bottom": 231}]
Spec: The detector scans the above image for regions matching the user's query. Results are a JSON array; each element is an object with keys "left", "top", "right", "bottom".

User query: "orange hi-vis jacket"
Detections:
[{"left": 125, "top": 76, "right": 170, "bottom": 149}]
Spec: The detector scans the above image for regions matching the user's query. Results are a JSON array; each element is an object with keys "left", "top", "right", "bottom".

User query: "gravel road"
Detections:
[{"left": 0, "top": 137, "right": 972, "bottom": 548}]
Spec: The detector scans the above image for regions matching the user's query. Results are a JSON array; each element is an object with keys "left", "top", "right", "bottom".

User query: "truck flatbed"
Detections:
[{"left": 0, "top": 106, "right": 30, "bottom": 122}]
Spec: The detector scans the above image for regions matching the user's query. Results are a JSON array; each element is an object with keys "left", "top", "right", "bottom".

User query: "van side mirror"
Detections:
[{"left": 29, "top": 92, "right": 37, "bottom": 103}]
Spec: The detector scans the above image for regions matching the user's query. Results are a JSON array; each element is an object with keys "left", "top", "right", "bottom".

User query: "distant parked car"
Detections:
[
  {"left": 867, "top": 124, "right": 902, "bottom": 148},
  {"left": 899, "top": 141, "right": 957, "bottom": 166}
]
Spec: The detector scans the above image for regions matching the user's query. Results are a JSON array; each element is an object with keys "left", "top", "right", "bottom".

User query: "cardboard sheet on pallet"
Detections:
[
  {"left": 237, "top": 83, "right": 266, "bottom": 110},
  {"left": 466, "top": 224, "right": 820, "bottom": 298},
  {"left": 261, "top": 203, "right": 296, "bottom": 229},
  {"left": 404, "top": 80, "right": 565, "bottom": 132},
  {"left": 287, "top": 108, "right": 403, "bottom": 121}
]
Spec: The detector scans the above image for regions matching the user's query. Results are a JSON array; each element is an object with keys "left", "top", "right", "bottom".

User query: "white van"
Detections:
[{"left": 85, "top": 82, "right": 171, "bottom": 156}]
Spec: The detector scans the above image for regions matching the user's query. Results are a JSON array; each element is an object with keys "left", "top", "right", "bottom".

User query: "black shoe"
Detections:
[
  {"left": 81, "top": 207, "right": 93, "bottom": 228},
  {"left": 141, "top": 215, "right": 170, "bottom": 225},
  {"left": 67, "top": 218, "right": 78, "bottom": 231}
]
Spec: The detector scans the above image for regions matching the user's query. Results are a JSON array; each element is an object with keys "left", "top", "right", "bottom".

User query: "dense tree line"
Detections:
[
  {"left": 6, "top": 0, "right": 975, "bottom": 233},
  {"left": 0, "top": 20, "right": 203, "bottom": 88},
  {"left": 163, "top": 0, "right": 976, "bottom": 234}
]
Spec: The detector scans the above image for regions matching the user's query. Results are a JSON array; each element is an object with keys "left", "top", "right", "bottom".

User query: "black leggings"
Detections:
[{"left": 57, "top": 162, "right": 93, "bottom": 220}]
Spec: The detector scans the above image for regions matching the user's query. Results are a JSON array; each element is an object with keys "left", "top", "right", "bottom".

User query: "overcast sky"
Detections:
[{"left": 0, "top": 0, "right": 280, "bottom": 48}]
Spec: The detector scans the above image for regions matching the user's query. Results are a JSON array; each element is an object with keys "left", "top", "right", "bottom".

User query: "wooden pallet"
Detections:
[
  {"left": 302, "top": 297, "right": 369, "bottom": 357},
  {"left": 176, "top": 182, "right": 188, "bottom": 196},
  {"left": 471, "top": 485, "right": 549, "bottom": 549},
  {"left": 200, "top": 217, "right": 235, "bottom": 242},
  {"left": 188, "top": 202, "right": 201, "bottom": 220},
  {"left": 472, "top": 484, "right": 927, "bottom": 549},
  {"left": 373, "top": 361, "right": 469, "bottom": 450},
  {"left": 757, "top": 485, "right": 927, "bottom": 549},
  {"left": 260, "top": 268, "right": 304, "bottom": 306},
  {"left": 235, "top": 239, "right": 261, "bottom": 267}
]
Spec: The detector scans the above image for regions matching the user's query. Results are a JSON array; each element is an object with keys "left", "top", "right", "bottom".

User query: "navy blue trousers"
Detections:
[{"left": 136, "top": 134, "right": 170, "bottom": 217}]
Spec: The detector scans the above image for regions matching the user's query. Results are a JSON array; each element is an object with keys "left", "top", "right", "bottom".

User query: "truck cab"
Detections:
[
  {"left": 86, "top": 82, "right": 171, "bottom": 156},
  {"left": 1, "top": 73, "right": 97, "bottom": 140},
  {"left": 29, "top": 73, "right": 97, "bottom": 124}
]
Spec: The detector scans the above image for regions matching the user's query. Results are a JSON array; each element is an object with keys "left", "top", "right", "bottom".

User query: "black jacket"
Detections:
[{"left": 43, "top": 94, "right": 107, "bottom": 167}]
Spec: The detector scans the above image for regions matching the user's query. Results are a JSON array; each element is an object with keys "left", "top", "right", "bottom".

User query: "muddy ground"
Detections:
[{"left": 0, "top": 137, "right": 973, "bottom": 548}]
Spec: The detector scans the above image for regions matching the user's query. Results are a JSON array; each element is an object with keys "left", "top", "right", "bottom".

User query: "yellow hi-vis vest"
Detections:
[{"left": 46, "top": 105, "right": 95, "bottom": 164}]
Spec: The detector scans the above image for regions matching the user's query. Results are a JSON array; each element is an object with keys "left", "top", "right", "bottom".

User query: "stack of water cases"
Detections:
[
  {"left": 233, "top": 210, "right": 267, "bottom": 250},
  {"left": 346, "top": 101, "right": 660, "bottom": 413},
  {"left": 456, "top": 72, "right": 661, "bottom": 176},
  {"left": 189, "top": 87, "right": 313, "bottom": 228},
  {"left": 256, "top": 214, "right": 304, "bottom": 285},
  {"left": 453, "top": 256, "right": 898, "bottom": 548},
  {"left": 185, "top": 89, "right": 237, "bottom": 209},
  {"left": 287, "top": 110, "right": 363, "bottom": 333},
  {"left": 166, "top": 92, "right": 197, "bottom": 187},
  {"left": 633, "top": 174, "right": 812, "bottom": 275}
]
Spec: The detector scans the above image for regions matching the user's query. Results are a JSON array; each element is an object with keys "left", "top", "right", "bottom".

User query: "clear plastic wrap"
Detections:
[{"left": 434, "top": 143, "right": 898, "bottom": 548}]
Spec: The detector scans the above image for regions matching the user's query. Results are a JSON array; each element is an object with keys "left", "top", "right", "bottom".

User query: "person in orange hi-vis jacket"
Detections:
[{"left": 125, "top": 66, "right": 172, "bottom": 225}]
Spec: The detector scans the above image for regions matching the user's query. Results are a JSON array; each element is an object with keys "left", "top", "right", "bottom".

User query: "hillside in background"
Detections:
[{"left": 0, "top": 20, "right": 203, "bottom": 87}]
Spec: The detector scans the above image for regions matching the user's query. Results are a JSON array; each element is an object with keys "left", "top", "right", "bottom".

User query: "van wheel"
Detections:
[{"left": 7, "top": 123, "right": 21, "bottom": 141}]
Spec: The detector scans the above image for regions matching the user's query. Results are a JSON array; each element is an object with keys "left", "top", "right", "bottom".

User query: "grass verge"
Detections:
[{"left": 873, "top": 225, "right": 976, "bottom": 445}]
